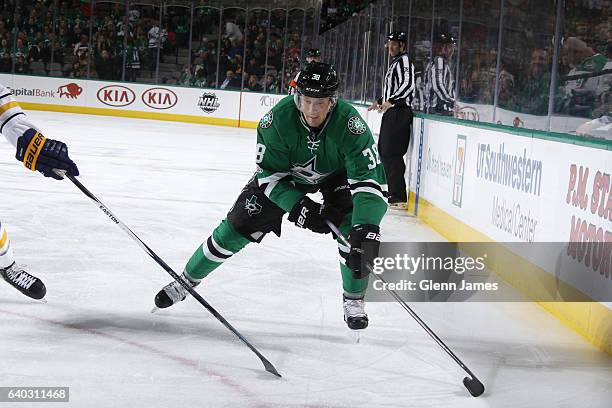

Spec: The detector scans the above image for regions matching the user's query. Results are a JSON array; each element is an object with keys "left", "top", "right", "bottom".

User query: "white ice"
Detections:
[{"left": 0, "top": 111, "right": 610, "bottom": 408}]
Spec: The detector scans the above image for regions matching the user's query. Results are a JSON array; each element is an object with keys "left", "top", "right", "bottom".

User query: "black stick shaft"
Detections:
[
  {"left": 327, "top": 221, "right": 481, "bottom": 381},
  {"left": 64, "top": 173, "right": 281, "bottom": 377}
]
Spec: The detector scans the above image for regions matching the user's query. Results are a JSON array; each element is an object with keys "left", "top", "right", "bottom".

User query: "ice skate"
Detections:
[
  {"left": 0, "top": 262, "right": 46, "bottom": 300},
  {"left": 388, "top": 200, "right": 408, "bottom": 210},
  {"left": 343, "top": 295, "right": 368, "bottom": 330},
  {"left": 154, "top": 272, "right": 200, "bottom": 309}
]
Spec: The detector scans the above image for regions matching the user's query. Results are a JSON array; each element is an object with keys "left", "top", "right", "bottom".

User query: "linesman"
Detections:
[
  {"left": 368, "top": 31, "right": 415, "bottom": 209},
  {"left": 425, "top": 33, "right": 456, "bottom": 115}
]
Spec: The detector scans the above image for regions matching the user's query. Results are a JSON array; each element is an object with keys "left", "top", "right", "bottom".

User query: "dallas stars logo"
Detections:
[
  {"left": 290, "top": 156, "right": 332, "bottom": 184},
  {"left": 348, "top": 116, "right": 367, "bottom": 134},
  {"left": 244, "top": 195, "right": 262, "bottom": 216},
  {"left": 259, "top": 110, "right": 273, "bottom": 129}
]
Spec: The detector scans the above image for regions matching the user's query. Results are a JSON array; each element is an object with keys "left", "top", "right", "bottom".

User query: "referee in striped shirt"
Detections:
[
  {"left": 425, "top": 33, "right": 456, "bottom": 115},
  {"left": 368, "top": 31, "right": 415, "bottom": 209}
]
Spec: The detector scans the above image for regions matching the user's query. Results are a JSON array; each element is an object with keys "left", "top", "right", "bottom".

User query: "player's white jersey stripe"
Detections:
[
  {"left": 348, "top": 178, "right": 388, "bottom": 192},
  {"left": 351, "top": 187, "right": 386, "bottom": 200},
  {"left": 264, "top": 180, "right": 280, "bottom": 197},
  {"left": 209, "top": 236, "right": 233, "bottom": 256},
  {"left": 0, "top": 92, "right": 13, "bottom": 104},
  {"left": 202, "top": 243, "right": 227, "bottom": 263},
  {"left": 258, "top": 171, "right": 289, "bottom": 186},
  {"left": 205, "top": 237, "right": 232, "bottom": 262}
]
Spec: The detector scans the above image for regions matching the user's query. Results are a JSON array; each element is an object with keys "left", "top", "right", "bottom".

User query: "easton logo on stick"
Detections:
[{"left": 99, "top": 205, "right": 119, "bottom": 224}]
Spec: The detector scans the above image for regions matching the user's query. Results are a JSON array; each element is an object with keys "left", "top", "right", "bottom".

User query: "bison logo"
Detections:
[{"left": 58, "top": 83, "right": 83, "bottom": 99}]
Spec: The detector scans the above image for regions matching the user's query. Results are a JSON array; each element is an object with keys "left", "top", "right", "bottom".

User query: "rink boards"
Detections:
[
  {"left": 1, "top": 73, "right": 610, "bottom": 354},
  {"left": 408, "top": 116, "right": 611, "bottom": 353}
]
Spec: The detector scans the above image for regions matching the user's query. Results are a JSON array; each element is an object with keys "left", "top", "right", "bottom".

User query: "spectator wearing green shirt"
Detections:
[
  {"left": 515, "top": 48, "right": 551, "bottom": 116},
  {"left": 14, "top": 38, "right": 29, "bottom": 60}
]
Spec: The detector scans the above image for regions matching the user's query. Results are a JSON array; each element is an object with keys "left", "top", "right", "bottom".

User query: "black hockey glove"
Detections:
[
  {"left": 16, "top": 128, "right": 79, "bottom": 180},
  {"left": 347, "top": 224, "right": 381, "bottom": 279},
  {"left": 288, "top": 196, "right": 344, "bottom": 235}
]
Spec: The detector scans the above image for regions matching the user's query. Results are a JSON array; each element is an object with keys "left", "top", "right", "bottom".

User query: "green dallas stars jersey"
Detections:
[{"left": 256, "top": 96, "right": 388, "bottom": 226}]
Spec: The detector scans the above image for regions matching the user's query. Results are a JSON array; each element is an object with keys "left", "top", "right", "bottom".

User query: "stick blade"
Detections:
[
  {"left": 463, "top": 376, "right": 485, "bottom": 397},
  {"left": 263, "top": 359, "right": 282, "bottom": 377}
]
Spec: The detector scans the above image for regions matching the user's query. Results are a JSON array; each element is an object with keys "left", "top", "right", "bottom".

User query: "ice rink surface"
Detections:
[{"left": 0, "top": 111, "right": 610, "bottom": 407}]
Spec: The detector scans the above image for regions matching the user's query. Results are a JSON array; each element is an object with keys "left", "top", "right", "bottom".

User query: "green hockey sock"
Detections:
[{"left": 185, "top": 219, "right": 250, "bottom": 280}]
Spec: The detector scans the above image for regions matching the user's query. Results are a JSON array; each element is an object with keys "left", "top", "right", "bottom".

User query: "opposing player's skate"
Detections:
[
  {"left": 0, "top": 262, "right": 46, "bottom": 300},
  {"left": 154, "top": 272, "right": 200, "bottom": 309},
  {"left": 343, "top": 295, "right": 368, "bottom": 330}
]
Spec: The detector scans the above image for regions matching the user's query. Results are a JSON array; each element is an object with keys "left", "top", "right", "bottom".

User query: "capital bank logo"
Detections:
[
  {"left": 142, "top": 87, "right": 178, "bottom": 109},
  {"left": 97, "top": 85, "right": 135, "bottom": 107},
  {"left": 58, "top": 83, "right": 83, "bottom": 99},
  {"left": 198, "top": 92, "right": 220, "bottom": 114},
  {"left": 455, "top": 106, "right": 479, "bottom": 121},
  {"left": 259, "top": 95, "right": 282, "bottom": 108}
]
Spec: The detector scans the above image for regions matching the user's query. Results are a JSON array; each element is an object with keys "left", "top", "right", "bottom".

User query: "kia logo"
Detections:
[
  {"left": 97, "top": 85, "right": 135, "bottom": 107},
  {"left": 142, "top": 87, "right": 178, "bottom": 109}
]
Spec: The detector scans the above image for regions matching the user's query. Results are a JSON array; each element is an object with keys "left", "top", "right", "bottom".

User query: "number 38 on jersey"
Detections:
[{"left": 362, "top": 144, "right": 381, "bottom": 170}]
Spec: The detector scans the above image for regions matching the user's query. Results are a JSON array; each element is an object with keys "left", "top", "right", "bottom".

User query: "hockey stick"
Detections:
[
  {"left": 326, "top": 221, "right": 484, "bottom": 397},
  {"left": 59, "top": 171, "right": 281, "bottom": 377},
  {"left": 414, "top": 116, "right": 425, "bottom": 217},
  {"left": 405, "top": 126, "right": 416, "bottom": 217}
]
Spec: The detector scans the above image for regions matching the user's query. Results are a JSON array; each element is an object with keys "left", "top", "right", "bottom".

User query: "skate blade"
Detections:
[
  {"left": 347, "top": 329, "right": 363, "bottom": 343},
  {"left": 151, "top": 306, "right": 159, "bottom": 314},
  {"left": 38, "top": 298, "right": 48, "bottom": 304}
]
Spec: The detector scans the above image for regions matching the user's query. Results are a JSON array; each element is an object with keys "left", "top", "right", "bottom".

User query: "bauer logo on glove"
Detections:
[
  {"left": 16, "top": 128, "right": 79, "bottom": 180},
  {"left": 22, "top": 130, "right": 45, "bottom": 170}
]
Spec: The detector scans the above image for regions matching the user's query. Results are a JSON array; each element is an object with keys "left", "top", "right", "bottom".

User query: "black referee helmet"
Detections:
[
  {"left": 434, "top": 32, "right": 457, "bottom": 45},
  {"left": 387, "top": 31, "right": 408, "bottom": 44},
  {"left": 305, "top": 48, "right": 321, "bottom": 58}
]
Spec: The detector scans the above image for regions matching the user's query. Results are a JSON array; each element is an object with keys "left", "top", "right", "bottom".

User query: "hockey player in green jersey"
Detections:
[{"left": 155, "top": 62, "right": 388, "bottom": 330}]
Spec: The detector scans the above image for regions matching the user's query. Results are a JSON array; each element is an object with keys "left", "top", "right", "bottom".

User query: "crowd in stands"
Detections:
[
  {"left": 183, "top": 8, "right": 309, "bottom": 93},
  {"left": 0, "top": 0, "right": 177, "bottom": 81},
  {"left": 0, "top": 0, "right": 608, "bottom": 123},
  {"left": 319, "top": 0, "right": 373, "bottom": 33},
  {"left": 0, "top": 1, "right": 313, "bottom": 95}
]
